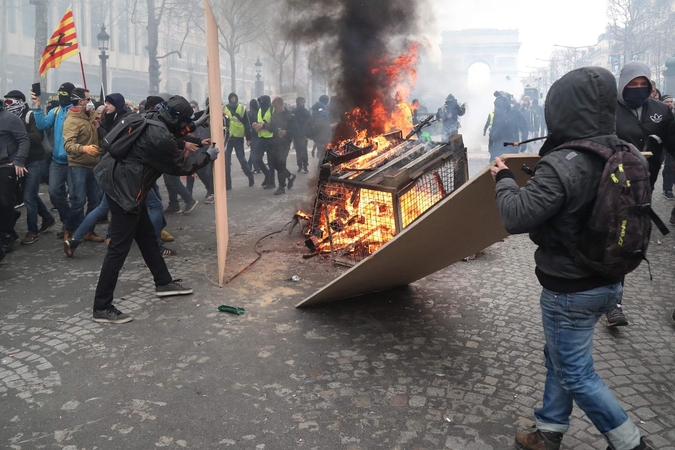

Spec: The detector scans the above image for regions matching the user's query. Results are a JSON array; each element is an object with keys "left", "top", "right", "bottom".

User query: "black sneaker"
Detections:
[
  {"left": 204, "top": 194, "right": 215, "bottom": 204},
  {"left": 274, "top": 187, "right": 286, "bottom": 195},
  {"left": 0, "top": 244, "right": 5, "bottom": 263},
  {"left": 606, "top": 306, "right": 628, "bottom": 327},
  {"left": 164, "top": 206, "right": 182, "bottom": 215},
  {"left": 156, "top": 279, "right": 193, "bottom": 297},
  {"left": 248, "top": 175, "right": 255, "bottom": 187},
  {"left": 183, "top": 200, "right": 198, "bottom": 214},
  {"left": 20, "top": 232, "right": 39, "bottom": 245},
  {"left": 93, "top": 306, "right": 133, "bottom": 324},
  {"left": 38, "top": 217, "right": 56, "bottom": 233},
  {"left": 663, "top": 191, "right": 674, "bottom": 200},
  {"left": 159, "top": 245, "right": 177, "bottom": 257},
  {"left": 288, "top": 174, "right": 296, "bottom": 189},
  {"left": 64, "top": 238, "right": 81, "bottom": 257}
]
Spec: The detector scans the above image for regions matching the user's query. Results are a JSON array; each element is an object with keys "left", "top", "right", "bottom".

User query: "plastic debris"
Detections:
[
  {"left": 291, "top": 275, "right": 301, "bottom": 282},
  {"left": 218, "top": 305, "right": 245, "bottom": 315}
]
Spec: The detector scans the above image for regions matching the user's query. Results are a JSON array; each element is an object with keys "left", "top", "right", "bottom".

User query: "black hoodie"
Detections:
[{"left": 495, "top": 67, "right": 629, "bottom": 291}]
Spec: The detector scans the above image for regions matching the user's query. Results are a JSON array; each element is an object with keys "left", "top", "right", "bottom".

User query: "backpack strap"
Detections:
[
  {"left": 25, "top": 110, "right": 33, "bottom": 125},
  {"left": 146, "top": 119, "right": 169, "bottom": 132},
  {"left": 649, "top": 209, "right": 670, "bottom": 235}
]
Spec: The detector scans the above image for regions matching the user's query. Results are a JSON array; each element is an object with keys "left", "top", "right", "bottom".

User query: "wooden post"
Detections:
[{"left": 204, "top": 0, "right": 229, "bottom": 286}]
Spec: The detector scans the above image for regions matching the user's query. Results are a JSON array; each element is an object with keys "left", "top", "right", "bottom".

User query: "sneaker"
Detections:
[
  {"left": 248, "top": 175, "right": 255, "bottom": 187},
  {"left": 183, "top": 200, "right": 198, "bottom": 214},
  {"left": 20, "top": 232, "right": 39, "bottom": 245},
  {"left": 14, "top": 202, "right": 24, "bottom": 209},
  {"left": 63, "top": 238, "right": 81, "bottom": 257},
  {"left": 663, "top": 191, "right": 674, "bottom": 200},
  {"left": 161, "top": 229, "right": 174, "bottom": 242},
  {"left": 204, "top": 194, "right": 215, "bottom": 204},
  {"left": 38, "top": 217, "right": 56, "bottom": 233},
  {"left": 164, "top": 206, "right": 182, "bottom": 214},
  {"left": 83, "top": 231, "right": 104, "bottom": 242},
  {"left": 263, "top": 184, "right": 276, "bottom": 190},
  {"left": 607, "top": 437, "right": 654, "bottom": 450},
  {"left": 515, "top": 429, "right": 563, "bottom": 450},
  {"left": 0, "top": 244, "right": 5, "bottom": 263},
  {"left": 606, "top": 306, "right": 629, "bottom": 327},
  {"left": 274, "top": 187, "right": 286, "bottom": 195},
  {"left": 56, "top": 229, "right": 65, "bottom": 239},
  {"left": 298, "top": 167, "right": 303, "bottom": 173},
  {"left": 288, "top": 174, "right": 296, "bottom": 189},
  {"left": 156, "top": 279, "right": 193, "bottom": 297},
  {"left": 93, "top": 306, "right": 133, "bottom": 324},
  {"left": 302, "top": 167, "right": 309, "bottom": 173},
  {"left": 159, "top": 245, "right": 177, "bottom": 257}
]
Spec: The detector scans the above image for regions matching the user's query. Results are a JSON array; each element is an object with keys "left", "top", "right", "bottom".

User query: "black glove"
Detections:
[{"left": 207, "top": 147, "right": 220, "bottom": 161}]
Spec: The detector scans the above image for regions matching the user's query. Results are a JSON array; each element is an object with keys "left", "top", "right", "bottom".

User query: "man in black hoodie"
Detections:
[
  {"left": 4, "top": 90, "right": 56, "bottom": 245},
  {"left": 492, "top": 67, "right": 652, "bottom": 450},
  {"left": 607, "top": 61, "right": 675, "bottom": 327},
  {"left": 293, "top": 97, "right": 311, "bottom": 173}
]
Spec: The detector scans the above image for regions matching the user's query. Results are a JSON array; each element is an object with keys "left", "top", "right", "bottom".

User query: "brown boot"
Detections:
[
  {"left": 63, "top": 230, "right": 74, "bottom": 242},
  {"left": 83, "top": 231, "right": 104, "bottom": 243},
  {"left": 515, "top": 429, "right": 563, "bottom": 450}
]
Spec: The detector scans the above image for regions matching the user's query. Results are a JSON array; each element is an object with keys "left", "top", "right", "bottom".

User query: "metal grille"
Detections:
[{"left": 398, "top": 157, "right": 466, "bottom": 228}]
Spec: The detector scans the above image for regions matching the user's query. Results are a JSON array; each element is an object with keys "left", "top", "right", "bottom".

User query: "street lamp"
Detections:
[
  {"left": 254, "top": 57, "right": 264, "bottom": 97},
  {"left": 97, "top": 24, "right": 110, "bottom": 96}
]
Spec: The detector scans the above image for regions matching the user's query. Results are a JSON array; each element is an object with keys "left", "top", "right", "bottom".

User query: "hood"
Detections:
[
  {"left": 152, "top": 108, "right": 183, "bottom": 133},
  {"left": 540, "top": 66, "right": 617, "bottom": 156},
  {"left": 249, "top": 99, "right": 259, "bottom": 112},
  {"left": 227, "top": 92, "right": 238, "bottom": 104},
  {"left": 105, "top": 93, "right": 126, "bottom": 113},
  {"left": 618, "top": 61, "right": 651, "bottom": 105},
  {"left": 259, "top": 95, "right": 271, "bottom": 108},
  {"left": 494, "top": 96, "right": 510, "bottom": 112}
]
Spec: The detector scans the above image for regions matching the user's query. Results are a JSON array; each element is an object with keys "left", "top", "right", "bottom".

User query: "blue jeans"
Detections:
[
  {"left": 536, "top": 284, "right": 642, "bottom": 450},
  {"left": 48, "top": 162, "right": 72, "bottom": 226},
  {"left": 145, "top": 185, "right": 165, "bottom": 247},
  {"left": 73, "top": 195, "right": 109, "bottom": 242},
  {"left": 24, "top": 160, "right": 54, "bottom": 234},
  {"left": 65, "top": 166, "right": 102, "bottom": 232}
]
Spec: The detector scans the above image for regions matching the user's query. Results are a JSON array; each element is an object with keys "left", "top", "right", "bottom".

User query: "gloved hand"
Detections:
[
  {"left": 82, "top": 145, "right": 101, "bottom": 156},
  {"left": 206, "top": 147, "right": 220, "bottom": 161}
]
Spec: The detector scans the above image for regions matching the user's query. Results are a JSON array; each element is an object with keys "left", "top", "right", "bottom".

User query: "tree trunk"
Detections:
[
  {"left": 229, "top": 50, "right": 236, "bottom": 94},
  {"left": 292, "top": 43, "right": 297, "bottom": 91},
  {"left": 147, "top": 0, "right": 161, "bottom": 95},
  {"left": 278, "top": 61, "right": 283, "bottom": 95},
  {"left": 33, "top": 0, "right": 49, "bottom": 93}
]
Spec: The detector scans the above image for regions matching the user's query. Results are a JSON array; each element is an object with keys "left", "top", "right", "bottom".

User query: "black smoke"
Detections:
[{"left": 285, "top": 0, "right": 426, "bottom": 142}]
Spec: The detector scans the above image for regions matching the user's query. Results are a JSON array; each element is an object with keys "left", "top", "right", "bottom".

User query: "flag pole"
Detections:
[
  {"left": 78, "top": 52, "right": 87, "bottom": 89},
  {"left": 205, "top": 0, "right": 229, "bottom": 286}
]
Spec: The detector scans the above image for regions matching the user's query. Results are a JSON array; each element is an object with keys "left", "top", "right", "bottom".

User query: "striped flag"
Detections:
[{"left": 38, "top": 7, "right": 79, "bottom": 76}]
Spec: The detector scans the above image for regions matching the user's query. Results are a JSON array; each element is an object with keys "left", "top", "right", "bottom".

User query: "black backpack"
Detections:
[
  {"left": 553, "top": 139, "right": 669, "bottom": 278},
  {"left": 103, "top": 114, "right": 167, "bottom": 161}
]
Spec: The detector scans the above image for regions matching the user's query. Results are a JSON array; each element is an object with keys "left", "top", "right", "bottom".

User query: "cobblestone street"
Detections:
[{"left": 1, "top": 156, "right": 674, "bottom": 450}]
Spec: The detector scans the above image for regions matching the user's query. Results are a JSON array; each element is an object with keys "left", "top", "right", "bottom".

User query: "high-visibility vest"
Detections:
[
  {"left": 487, "top": 112, "right": 494, "bottom": 130},
  {"left": 257, "top": 107, "right": 273, "bottom": 139},
  {"left": 225, "top": 103, "right": 247, "bottom": 138}
]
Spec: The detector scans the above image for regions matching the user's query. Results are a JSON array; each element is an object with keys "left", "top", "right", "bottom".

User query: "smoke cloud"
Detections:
[{"left": 285, "top": 0, "right": 430, "bottom": 141}]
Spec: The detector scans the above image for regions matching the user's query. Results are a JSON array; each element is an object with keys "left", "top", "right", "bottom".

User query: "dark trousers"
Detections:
[
  {"left": 294, "top": 136, "right": 308, "bottom": 169},
  {"left": 24, "top": 160, "right": 54, "bottom": 234},
  {"left": 186, "top": 163, "right": 214, "bottom": 196},
  {"left": 93, "top": 198, "right": 172, "bottom": 312},
  {"left": 163, "top": 174, "right": 194, "bottom": 209},
  {"left": 270, "top": 141, "right": 292, "bottom": 188},
  {"left": 0, "top": 166, "right": 18, "bottom": 240},
  {"left": 648, "top": 151, "right": 662, "bottom": 190},
  {"left": 256, "top": 138, "right": 274, "bottom": 184},
  {"left": 226, "top": 137, "right": 253, "bottom": 188},
  {"left": 662, "top": 152, "right": 673, "bottom": 193}
]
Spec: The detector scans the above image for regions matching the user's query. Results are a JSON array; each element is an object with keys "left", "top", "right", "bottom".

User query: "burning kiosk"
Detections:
[{"left": 304, "top": 130, "right": 469, "bottom": 266}]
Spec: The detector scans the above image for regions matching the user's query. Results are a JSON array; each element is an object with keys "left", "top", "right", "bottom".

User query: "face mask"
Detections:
[
  {"left": 623, "top": 86, "right": 651, "bottom": 108},
  {"left": 59, "top": 94, "right": 71, "bottom": 107},
  {"left": 6, "top": 100, "right": 25, "bottom": 116},
  {"left": 86, "top": 101, "right": 95, "bottom": 112}
]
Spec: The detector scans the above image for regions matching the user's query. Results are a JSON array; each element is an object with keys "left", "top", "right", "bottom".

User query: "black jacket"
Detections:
[
  {"left": 495, "top": 66, "right": 629, "bottom": 292},
  {"left": 94, "top": 110, "right": 211, "bottom": 212},
  {"left": 293, "top": 105, "right": 311, "bottom": 140},
  {"left": 0, "top": 108, "right": 30, "bottom": 167},
  {"left": 20, "top": 106, "right": 46, "bottom": 165}
]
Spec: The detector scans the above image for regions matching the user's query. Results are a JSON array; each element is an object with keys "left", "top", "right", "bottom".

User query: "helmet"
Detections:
[{"left": 165, "top": 95, "right": 195, "bottom": 122}]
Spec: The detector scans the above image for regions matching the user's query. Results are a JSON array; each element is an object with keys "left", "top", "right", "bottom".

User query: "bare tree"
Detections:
[
  {"left": 206, "top": 0, "right": 265, "bottom": 93},
  {"left": 607, "top": 0, "right": 667, "bottom": 65},
  {"left": 259, "top": 4, "right": 294, "bottom": 94}
]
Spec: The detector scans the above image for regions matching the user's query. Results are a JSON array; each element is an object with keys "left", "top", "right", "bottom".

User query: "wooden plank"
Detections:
[
  {"left": 204, "top": 0, "right": 229, "bottom": 286},
  {"left": 296, "top": 154, "right": 539, "bottom": 307}
]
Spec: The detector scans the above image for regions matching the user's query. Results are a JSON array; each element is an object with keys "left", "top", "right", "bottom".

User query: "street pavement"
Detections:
[{"left": 1, "top": 151, "right": 674, "bottom": 450}]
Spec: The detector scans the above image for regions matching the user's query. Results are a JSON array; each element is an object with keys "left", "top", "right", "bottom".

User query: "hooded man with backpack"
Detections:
[
  {"left": 492, "top": 67, "right": 653, "bottom": 450},
  {"left": 91, "top": 95, "right": 219, "bottom": 324}
]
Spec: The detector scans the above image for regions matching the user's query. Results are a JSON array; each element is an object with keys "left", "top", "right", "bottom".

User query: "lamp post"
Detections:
[
  {"left": 97, "top": 24, "right": 110, "bottom": 96},
  {"left": 254, "top": 57, "right": 264, "bottom": 97}
]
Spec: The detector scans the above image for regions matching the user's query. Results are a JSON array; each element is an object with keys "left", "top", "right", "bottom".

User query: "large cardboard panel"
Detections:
[{"left": 297, "top": 154, "right": 540, "bottom": 307}]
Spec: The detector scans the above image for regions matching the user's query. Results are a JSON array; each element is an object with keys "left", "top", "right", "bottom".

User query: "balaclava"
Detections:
[{"left": 58, "top": 82, "right": 75, "bottom": 107}]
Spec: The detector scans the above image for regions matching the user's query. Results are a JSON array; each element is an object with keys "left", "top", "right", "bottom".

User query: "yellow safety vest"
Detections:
[
  {"left": 225, "top": 104, "right": 247, "bottom": 138},
  {"left": 487, "top": 112, "right": 494, "bottom": 130},
  {"left": 257, "top": 108, "right": 273, "bottom": 139}
]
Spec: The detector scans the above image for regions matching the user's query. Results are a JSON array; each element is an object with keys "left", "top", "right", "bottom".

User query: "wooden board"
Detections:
[{"left": 296, "top": 154, "right": 540, "bottom": 307}]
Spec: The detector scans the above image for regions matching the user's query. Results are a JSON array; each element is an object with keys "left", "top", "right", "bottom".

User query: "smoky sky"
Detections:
[{"left": 285, "top": 0, "right": 427, "bottom": 140}]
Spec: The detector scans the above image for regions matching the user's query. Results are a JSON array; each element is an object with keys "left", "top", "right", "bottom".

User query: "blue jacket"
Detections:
[{"left": 33, "top": 104, "right": 72, "bottom": 165}]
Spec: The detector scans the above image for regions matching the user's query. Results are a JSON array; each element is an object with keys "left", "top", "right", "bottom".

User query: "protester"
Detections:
[
  {"left": 0, "top": 96, "right": 30, "bottom": 257},
  {"left": 267, "top": 97, "right": 296, "bottom": 195},
  {"left": 493, "top": 66, "right": 652, "bottom": 450},
  {"left": 252, "top": 95, "right": 276, "bottom": 188},
  {"left": 436, "top": 94, "right": 466, "bottom": 141},
  {"left": 4, "top": 90, "right": 56, "bottom": 245},
  {"left": 609, "top": 61, "right": 675, "bottom": 327},
  {"left": 247, "top": 98, "right": 265, "bottom": 174},
  {"left": 661, "top": 95, "right": 675, "bottom": 200},
  {"left": 224, "top": 92, "right": 254, "bottom": 190},
  {"left": 293, "top": 97, "right": 311, "bottom": 173},
  {"left": 307, "top": 95, "right": 332, "bottom": 161},
  {"left": 91, "top": 96, "right": 218, "bottom": 324},
  {"left": 393, "top": 91, "right": 413, "bottom": 136},
  {"left": 31, "top": 82, "right": 76, "bottom": 238},
  {"left": 484, "top": 93, "right": 520, "bottom": 160},
  {"left": 518, "top": 96, "right": 539, "bottom": 153}
]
